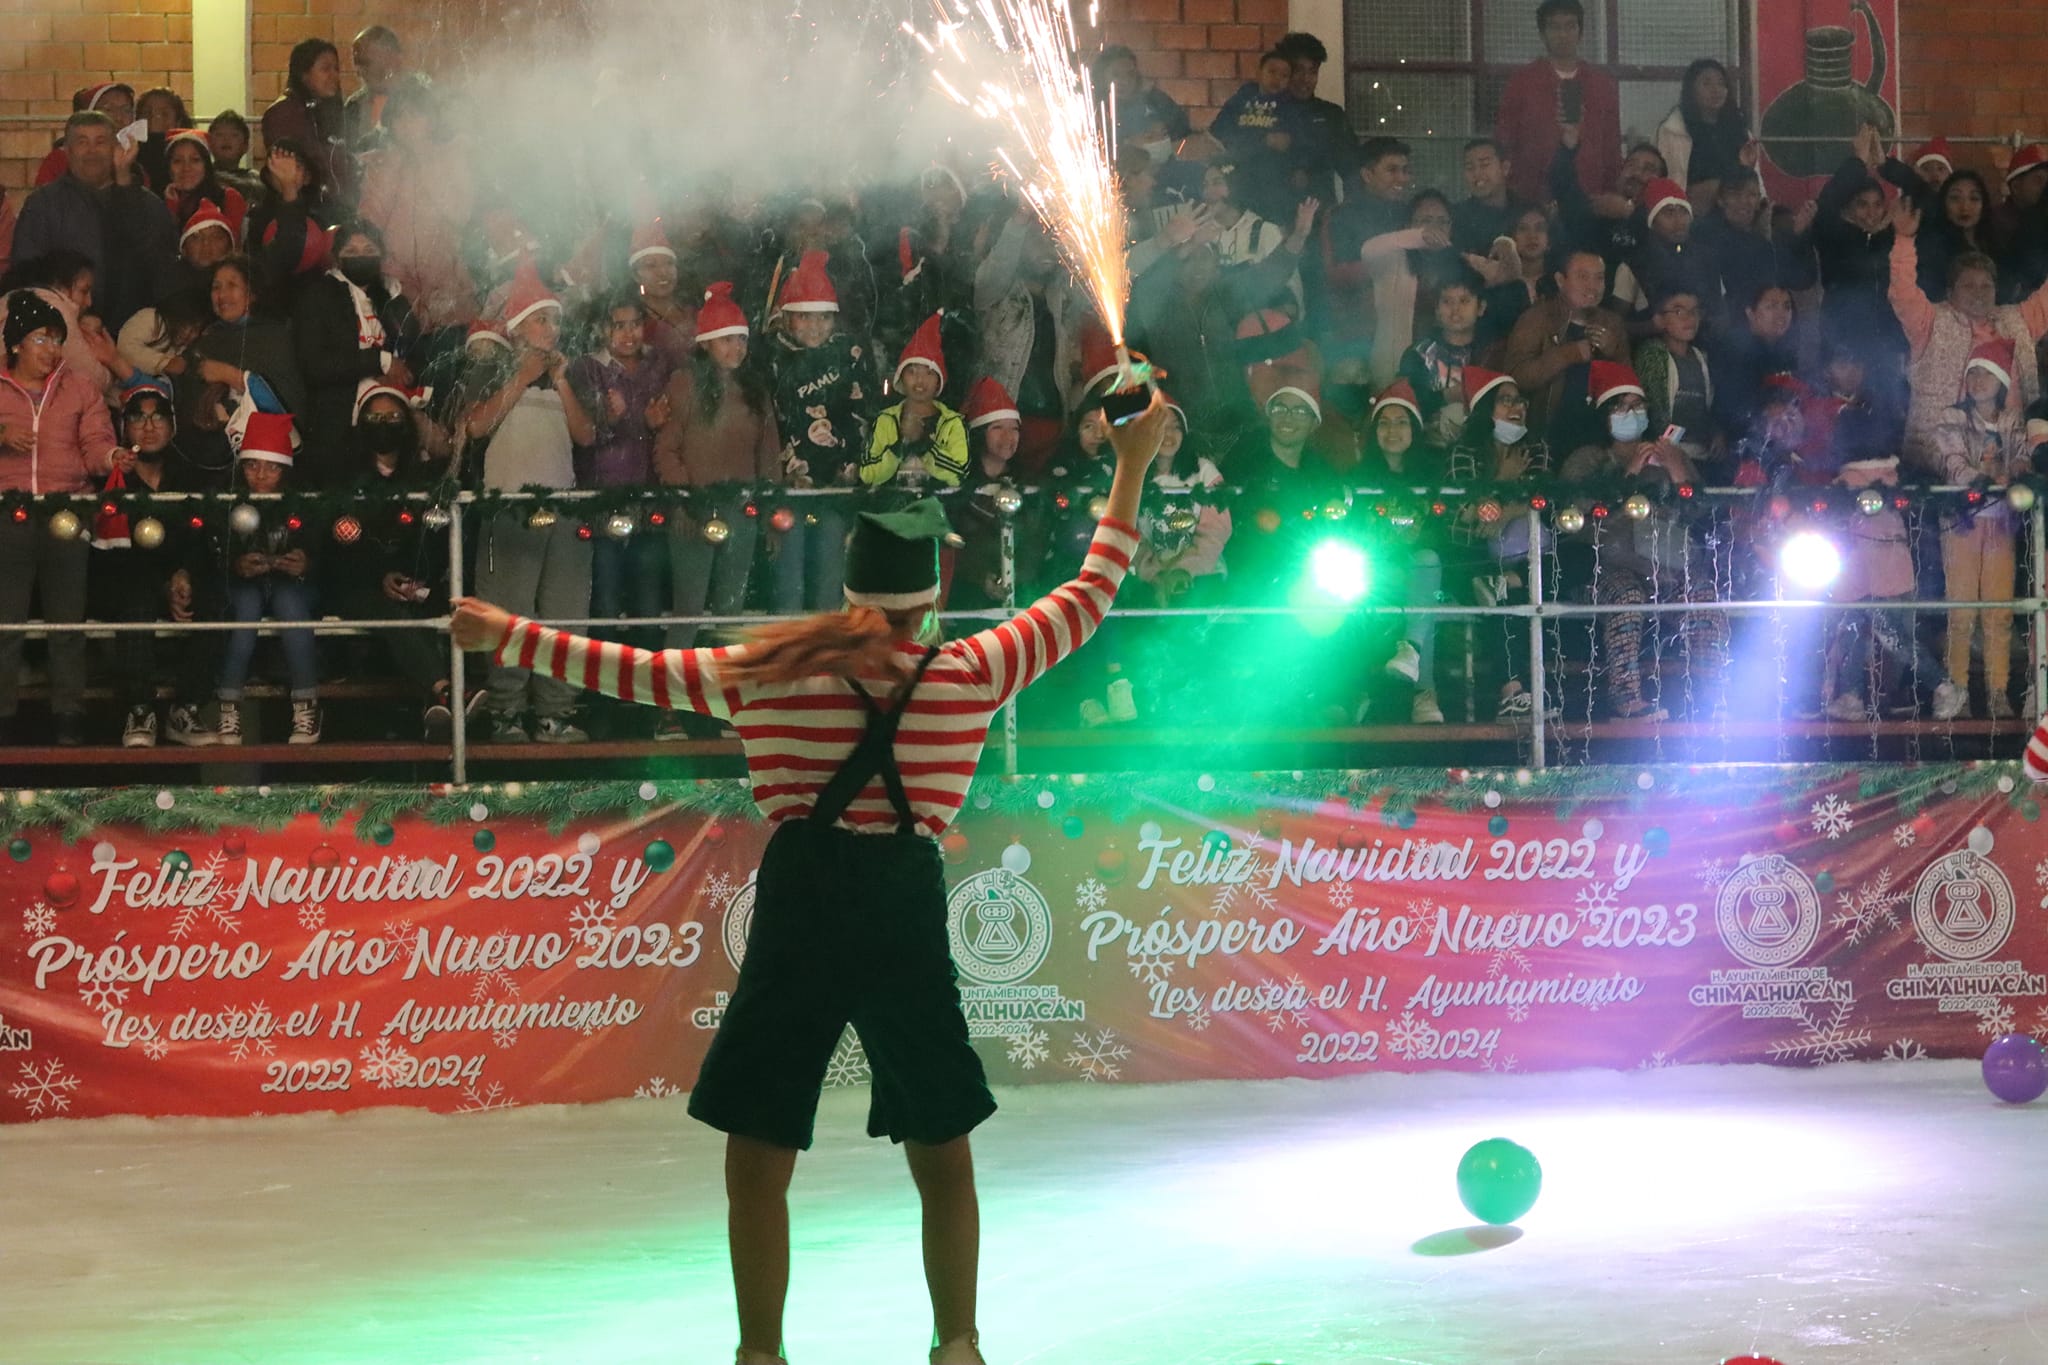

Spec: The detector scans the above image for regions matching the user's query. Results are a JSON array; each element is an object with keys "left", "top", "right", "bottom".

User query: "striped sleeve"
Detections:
[
  {"left": 493, "top": 616, "right": 739, "bottom": 719},
  {"left": 2026, "top": 717, "right": 2048, "bottom": 784},
  {"left": 959, "top": 517, "right": 1140, "bottom": 706}
]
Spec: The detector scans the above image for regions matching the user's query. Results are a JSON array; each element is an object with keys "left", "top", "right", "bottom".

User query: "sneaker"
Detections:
[
  {"left": 215, "top": 700, "right": 243, "bottom": 746},
  {"left": 54, "top": 713, "right": 84, "bottom": 747},
  {"left": 1932, "top": 680, "right": 1970, "bottom": 721},
  {"left": 1384, "top": 640, "right": 1422, "bottom": 684},
  {"left": 288, "top": 699, "right": 322, "bottom": 745},
  {"left": 488, "top": 714, "right": 530, "bottom": 744},
  {"left": 166, "top": 703, "right": 216, "bottom": 747},
  {"left": 1826, "top": 692, "right": 1872, "bottom": 722},
  {"left": 1470, "top": 574, "right": 1506, "bottom": 608},
  {"left": 121, "top": 705, "right": 159, "bottom": 748},
  {"left": 1079, "top": 698, "right": 1110, "bottom": 728},
  {"left": 1411, "top": 688, "right": 1445, "bottom": 723},
  {"left": 1990, "top": 691, "right": 2019, "bottom": 722},
  {"left": 932, "top": 1331, "right": 987, "bottom": 1365},
  {"left": 423, "top": 700, "right": 453, "bottom": 741},
  {"left": 1105, "top": 676, "right": 1138, "bottom": 722},
  {"left": 652, "top": 712, "right": 689, "bottom": 743},
  {"left": 534, "top": 716, "right": 589, "bottom": 744}
]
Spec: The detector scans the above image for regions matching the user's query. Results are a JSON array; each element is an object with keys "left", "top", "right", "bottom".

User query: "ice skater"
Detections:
[{"left": 450, "top": 392, "right": 1169, "bottom": 1365}]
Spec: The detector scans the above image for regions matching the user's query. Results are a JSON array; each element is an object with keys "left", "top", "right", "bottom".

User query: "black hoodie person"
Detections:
[{"left": 293, "top": 219, "right": 419, "bottom": 487}]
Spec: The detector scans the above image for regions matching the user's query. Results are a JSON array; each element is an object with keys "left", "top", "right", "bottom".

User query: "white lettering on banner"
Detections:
[
  {"left": 1688, "top": 966, "right": 1853, "bottom": 1018},
  {"left": 609, "top": 857, "right": 651, "bottom": 910},
  {"left": 1266, "top": 836, "right": 1478, "bottom": 889},
  {"left": 1313, "top": 906, "right": 1418, "bottom": 956},
  {"left": 0, "top": 1015, "right": 31, "bottom": 1051},
  {"left": 380, "top": 994, "right": 641, "bottom": 1045},
  {"left": 31, "top": 932, "right": 270, "bottom": 996},
  {"left": 1134, "top": 835, "right": 1258, "bottom": 891},
  {"left": 1884, "top": 959, "right": 2048, "bottom": 1016},
  {"left": 1147, "top": 976, "right": 1313, "bottom": 1022},
  {"left": 168, "top": 1003, "right": 280, "bottom": 1043},
  {"left": 1080, "top": 906, "right": 1301, "bottom": 968},
  {"left": 960, "top": 983, "right": 1086, "bottom": 1037},
  {"left": 1405, "top": 971, "right": 1643, "bottom": 1018},
  {"left": 1424, "top": 905, "right": 1577, "bottom": 958},
  {"left": 85, "top": 854, "right": 224, "bottom": 916},
  {"left": 228, "top": 855, "right": 464, "bottom": 914},
  {"left": 328, "top": 1001, "right": 361, "bottom": 1039},
  {"left": 402, "top": 927, "right": 572, "bottom": 980},
  {"left": 280, "top": 929, "right": 395, "bottom": 981},
  {"left": 1611, "top": 843, "right": 1651, "bottom": 893}
]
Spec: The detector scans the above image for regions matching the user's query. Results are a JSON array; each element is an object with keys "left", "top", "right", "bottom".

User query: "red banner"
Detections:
[
  {"left": 2, "top": 765, "right": 2044, "bottom": 1121},
  {"left": 1752, "top": 0, "right": 1902, "bottom": 202}
]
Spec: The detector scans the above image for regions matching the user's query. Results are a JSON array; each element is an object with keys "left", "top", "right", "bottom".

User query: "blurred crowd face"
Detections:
[
  {"left": 707, "top": 335, "right": 750, "bottom": 373},
  {"left": 138, "top": 90, "right": 180, "bottom": 135},
  {"left": 66, "top": 120, "right": 116, "bottom": 187},
  {"left": 1287, "top": 56, "right": 1319, "bottom": 100},
  {"left": 1075, "top": 407, "right": 1109, "bottom": 455},
  {"left": 1360, "top": 150, "right": 1412, "bottom": 202},
  {"left": 210, "top": 264, "right": 254, "bottom": 324},
  {"left": 1374, "top": 406, "right": 1415, "bottom": 456},
  {"left": 1618, "top": 147, "right": 1664, "bottom": 201},
  {"left": 168, "top": 140, "right": 209, "bottom": 193},
  {"left": 1513, "top": 208, "right": 1550, "bottom": 265},
  {"left": 605, "top": 305, "right": 645, "bottom": 360},
  {"left": 182, "top": 224, "right": 231, "bottom": 269},
  {"left": 125, "top": 396, "right": 175, "bottom": 455},
  {"left": 1746, "top": 286, "right": 1794, "bottom": 341},
  {"left": 634, "top": 254, "right": 678, "bottom": 302},
  {"left": 983, "top": 417, "right": 1021, "bottom": 466},
  {"left": 1950, "top": 267, "right": 1997, "bottom": 321},
  {"left": 1540, "top": 11, "right": 1582, "bottom": 65},
  {"left": 1944, "top": 177, "right": 1985, "bottom": 232},
  {"left": 1845, "top": 185, "right": 1887, "bottom": 235},
  {"left": 1256, "top": 56, "right": 1291, "bottom": 97},
  {"left": 1463, "top": 143, "right": 1507, "bottom": 202},
  {"left": 304, "top": 49, "right": 344, "bottom": 100},
  {"left": 1654, "top": 292, "right": 1701, "bottom": 345},
  {"left": 1718, "top": 178, "right": 1763, "bottom": 231},
  {"left": 1690, "top": 64, "right": 1729, "bottom": 118},
  {"left": 1265, "top": 395, "right": 1318, "bottom": 446},
  {"left": 789, "top": 311, "right": 836, "bottom": 349},
  {"left": 1556, "top": 252, "right": 1606, "bottom": 312},
  {"left": 516, "top": 307, "right": 560, "bottom": 353},
  {"left": 208, "top": 119, "right": 249, "bottom": 168}
]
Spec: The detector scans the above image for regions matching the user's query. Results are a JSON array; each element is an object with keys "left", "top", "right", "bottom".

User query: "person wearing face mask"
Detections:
[
  {"left": 1558, "top": 361, "right": 1725, "bottom": 721},
  {"left": 1449, "top": 368, "right": 1553, "bottom": 720},
  {"left": 98, "top": 382, "right": 221, "bottom": 748},
  {"left": 294, "top": 221, "right": 418, "bottom": 487},
  {"left": 326, "top": 380, "right": 459, "bottom": 739}
]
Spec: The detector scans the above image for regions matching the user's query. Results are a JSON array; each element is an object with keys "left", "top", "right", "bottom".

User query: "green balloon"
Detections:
[
  {"left": 1062, "top": 815, "right": 1085, "bottom": 839},
  {"left": 7, "top": 837, "right": 29, "bottom": 863},
  {"left": 1201, "top": 829, "right": 1232, "bottom": 857},
  {"left": 162, "top": 849, "right": 191, "bottom": 874},
  {"left": 1456, "top": 1138, "right": 1542, "bottom": 1226},
  {"left": 370, "top": 821, "right": 395, "bottom": 846},
  {"left": 473, "top": 829, "right": 495, "bottom": 853},
  {"left": 644, "top": 839, "right": 675, "bottom": 873}
]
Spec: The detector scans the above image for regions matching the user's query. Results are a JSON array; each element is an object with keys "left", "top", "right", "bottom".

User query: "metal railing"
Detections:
[{"left": 1, "top": 484, "right": 2040, "bottom": 782}]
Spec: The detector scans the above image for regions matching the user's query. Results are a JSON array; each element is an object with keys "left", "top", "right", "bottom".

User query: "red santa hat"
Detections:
[
  {"left": 92, "top": 466, "right": 132, "bottom": 549},
  {"left": 352, "top": 376, "right": 431, "bottom": 425},
  {"left": 2008, "top": 145, "right": 2048, "bottom": 185},
  {"left": 893, "top": 312, "right": 945, "bottom": 387},
  {"left": 1371, "top": 379, "right": 1423, "bottom": 426},
  {"left": 628, "top": 218, "right": 675, "bottom": 267},
  {"left": 80, "top": 82, "right": 132, "bottom": 111},
  {"left": 466, "top": 318, "right": 510, "bottom": 352},
  {"left": 261, "top": 217, "right": 331, "bottom": 276},
  {"left": 501, "top": 255, "right": 561, "bottom": 333},
  {"left": 1910, "top": 137, "right": 1954, "bottom": 176},
  {"left": 1965, "top": 336, "right": 2017, "bottom": 393},
  {"left": 1642, "top": 177, "right": 1692, "bottom": 223},
  {"left": 694, "top": 282, "right": 749, "bottom": 343},
  {"left": 777, "top": 250, "right": 839, "bottom": 314},
  {"left": 1266, "top": 377, "right": 1321, "bottom": 423},
  {"left": 233, "top": 412, "right": 297, "bottom": 467},
  {"left": 1761, "top": 371, "right": 1811, "bottom": 407},
  {"left": 1589, "top": 360, "right": 1646, "bottom": 408},
  {"left": 964, "top": 376, "right": 1020, "bottom": 430},
  {"left": 1463, "top": 365, "right": 1514, "bottom": 410},
  {"left": 164, "top": 128, "right": 211, "bottom": 158},
  {"left": 1161, "top": 393, "right": 1188, "bottom": 433},
  {"left": 1078, "top": 318, "right": 1124, "bottom": 397},
  {"left": 179, "top": 198, "right": 235, "bottom": 248}
]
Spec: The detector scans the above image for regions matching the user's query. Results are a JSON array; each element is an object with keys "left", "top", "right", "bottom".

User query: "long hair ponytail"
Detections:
[{"left": 721, "top": 605, "right": 931, "bottom": 689}]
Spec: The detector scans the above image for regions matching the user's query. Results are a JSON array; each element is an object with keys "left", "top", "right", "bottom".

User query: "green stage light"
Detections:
[{"left": 1306, "top": 538, "right": 1369, "bottom": 603}]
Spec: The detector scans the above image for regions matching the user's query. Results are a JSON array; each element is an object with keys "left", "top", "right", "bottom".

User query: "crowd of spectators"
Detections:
[{"left": 0, "top": 1, "right": 2044, "bottom": 750}]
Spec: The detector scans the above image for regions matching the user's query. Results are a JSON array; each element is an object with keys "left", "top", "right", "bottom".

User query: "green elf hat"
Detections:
[{"left": 844, "top": 498, "right": 957, "bottom": 610}]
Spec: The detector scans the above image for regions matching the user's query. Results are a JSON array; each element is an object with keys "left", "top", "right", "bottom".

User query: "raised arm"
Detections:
[
  {"left": 451, "top": 598, "right": 738, "bottom": 719},
  {"left": 1887, "top": 200, "right": 1935, "bottom": 356}
]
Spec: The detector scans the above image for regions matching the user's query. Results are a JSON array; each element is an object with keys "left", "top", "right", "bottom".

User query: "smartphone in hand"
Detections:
[{"left": 1558, "top": 79, "right": 1584, "bottom": 126}]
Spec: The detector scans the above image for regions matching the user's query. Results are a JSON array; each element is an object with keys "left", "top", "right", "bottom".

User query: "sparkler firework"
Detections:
[{"left": 913, "top": 0, "right": 1134, "bottom": 353}]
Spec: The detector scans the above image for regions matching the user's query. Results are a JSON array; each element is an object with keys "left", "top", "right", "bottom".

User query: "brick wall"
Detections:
[
  {"left": 1095, "top": 0, "right": 1292, "bottom": 133},
  {"left": 1895, "top": 0, "right": 2045, "bottom": 178}
]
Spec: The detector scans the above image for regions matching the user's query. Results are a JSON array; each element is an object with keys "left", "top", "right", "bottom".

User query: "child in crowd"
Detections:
[
  {"left": 568, "top": 291, "right": 671, "bottom": 649},
  {"left": 215, "top": 412, "right": 320, "bottom": 745},
  {"left": 1631, "top": 286, "right": 1722, "bottom": 478},
  {"left": 1396, "top": 271, "right": 1486, "bottom": 446},
  {"left": 862, "top": 312, "right": 967, "bottom": 490}
]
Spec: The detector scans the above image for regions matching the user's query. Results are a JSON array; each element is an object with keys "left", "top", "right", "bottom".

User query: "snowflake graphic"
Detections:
[
  {"left": 1211, "top": 856, "right": 1277, "bottom": 919},
  {"left": 1506, "top": 1002, "right": 1530, "bottom": 1024},
  {"left": 492, "top": 1028, "right": 518, "bottom": 1050},
  {"left": 1264, "top": 975, "right": 1311, "bottom": 1033},
  {"left": 700, "top": 871, "right": 738, "bottom": 907},
  {"left": 22, "top": 901, "right": 55, "bottom": 937},
  {"left": 1883, "top": 1038, "right": 1929, "bottom": 1062},
  {"left": 141, "top": 1037, "right": 168, "bottom": 1061},
  {"left": 2034, "top": 1005, "right": 2048, "bottom": 1042},
  {"left": 358, "top": 1037, "right": 415, "bottom": 1088},
  {"left": 470, "top": 969, "right": 521, "bottom": 1004},
  {"left": 9, "top": 1058, "right": 80, "bottom": 1116},
  {"left": 229, "top": 1037, "right": 252, "bottom": 1062},
  {"left": 295, "top": 902, "right": 326, "bottom": 931},
  {"left": 1810, "top": 794, "right": 1854, "bottom": 840},
  {"left": 1482, "top": 1053, "right": 1518, "bottom": 1073},
  {"left": 377, "top": 919, "right": 416, "bottom": 953},
  {"left": 1126, "top": 952, "right": 1174, "bottom": 986},
  {"left": 1182, "top": 1006, "right": 1212, "bottom": 1032},
  {"left": 1385, "top": 1011, "right": 1439, "bottom": 1060},
  {"left": 1487, "top": 947, "right": 1531, "bottom": 980},
  {"left": 634, "top": 1077, "right": 684, "bottom": 1099},
  {"left": 1765, "top": 1001, "right": 1871, "bottom": 1065},
  {"left": 1399, "top": 899, "right": 1441, "bottom": 942},
  {"left": 1326, "top": 879, "right": 1356, "bottom": 910},
  {"left": 568, "top": 899, "right": 615, "bottom": 942},
  {"left": 1063, "top": 1029, "right": 1132, "bottom": 1081},
  {"left": 1830, "top": 867, "right": 1907, "bottom": 944},
  {"left": 169, "top": 851, "right": 238, "bottom": 940},
  {"left": 1976, "top": 1002, "right": 2017, "bottom": 1037},
  {"left": 456, "top": 1081, "right": 515, "bottom": 1113},
  {"left": 1574, "top": 881, "right": 1619, "bottom": 915},
  {"left": 823, "top": 1030, "right": 870, "bottom": 1088},
  {"left": 78, "top": 980, "right": 127, "bottom": 1016},
  {"left": 2036, "top": 857, "right": 2048, "bottom": 892},
  {"left": 1892, "top": 823, "right": 1918, "bottom": 850},
  {"left": 1638, "top": 1051, "right": 1676, "bottom": 1070},
  {"left": 1005, "top": 1027, "right": 1051, "bottom": 1070},
  {"left": 1074, "top": 878, "right": 1109, "bottom": 913},
  {"left": 1695, "top": 858, "right": 1731, "bottom": 893}
]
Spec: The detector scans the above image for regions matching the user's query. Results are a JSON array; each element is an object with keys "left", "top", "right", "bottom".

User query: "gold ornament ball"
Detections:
[
  {"left": 1087, "top": 494, "right": 1110, "bottom": 521},
  {"left": 229, "top": 502, "right": 263, "bottom": 536},
  {"left": 131, "top": 516, "right": 166, "bottom": 550},
  {"left": 1322, "top": 496, "right": 1350, "bottom": 521},
  {"left": 1622, "top": 492, "right": 1653, "bottom": 521},
  {"left": 702, "top": 516, "right": 732, "bottom": 545},
  {"left": 1165, "top": 504, "right": 1200, "bottom": 534},
  {"left": 47, "top": 508, "right": 83, "bottom": 541},
  {"left": 992, "top": 486, "right": 1024, "bottom": 516},
  {"left": 1555, "top": 506, "right": 1587, "bottom": 534},
  {"left": 526, "top": 506, "right": 558, "bottom": 530},
  {"left": 2008, "top": 484, "right": 2038, "bottom": 514},
  {"left": 422, "top": 504, "right": 453, "bottom": 531},
  {"left": 604, "top": 511, "right": 637, "bottom": 539},
  {"left": 1856, "top": 487, "right": 1888, "bottom": 517}
]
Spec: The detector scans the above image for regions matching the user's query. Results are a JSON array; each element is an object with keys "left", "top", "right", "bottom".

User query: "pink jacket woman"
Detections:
[{"left": 0, "top": 361, "right": 120, "bottom": 492}]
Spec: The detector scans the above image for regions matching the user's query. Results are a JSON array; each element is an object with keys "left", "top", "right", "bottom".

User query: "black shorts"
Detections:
[{"left": 687, "top": 820, "right": 997, "bottom": 1151}]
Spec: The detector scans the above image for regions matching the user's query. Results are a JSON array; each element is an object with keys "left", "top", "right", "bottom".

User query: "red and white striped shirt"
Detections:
[
  {"left": 2027, "top": 717, "right": 2048, "bottom": 784},
  {"left": 494, "top": 517, "right": 1142, "bottom": 836}
]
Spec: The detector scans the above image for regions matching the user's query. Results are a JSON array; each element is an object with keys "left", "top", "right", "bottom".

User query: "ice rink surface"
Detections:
[{"left": 7, "top": 1060, "right": 2047, "bottom": 1364}]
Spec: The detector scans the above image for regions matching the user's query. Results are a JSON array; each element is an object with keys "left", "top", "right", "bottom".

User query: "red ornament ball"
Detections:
[
  {"left": 1912, "top": 812, "right": 1937, "bottom": 837},
  {"left": 331, "top": 515, "right": 362, "bottom": 545},
  {"left": 941, "top": 831, "right": 970, "bottom": 862},
  {"left": 769, "top": 506, "right": 798, "bottom": 534},
  {"left": 1096, "top": 844, "right": 1127, "bottom": 884},
  {"left": 1773, "top": 821, "right": 1799, "bottom": 845},
  {"left": 309, "top": 843, "right": 340, "bottom": 870},
  {"left": 223, "top": 833, "right": 246, "bottom": 859},
  {"left": 703, "top": 821, "right": 728, "bottom": 847},
  {"left": 43, "top": 870, "right": 80, "bottom": 907}
]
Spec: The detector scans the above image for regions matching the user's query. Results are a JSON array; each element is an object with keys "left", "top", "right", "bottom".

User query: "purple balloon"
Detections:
[{"left": 1982, "top": 1034, "right": 2048, "bottom": 1104}]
